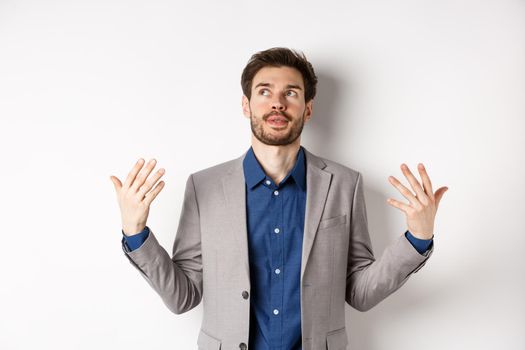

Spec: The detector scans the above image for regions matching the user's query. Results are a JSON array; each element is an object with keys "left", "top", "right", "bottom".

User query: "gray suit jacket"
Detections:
[{"left": 122, "top": 147, "right": 434, "bottom": 350}]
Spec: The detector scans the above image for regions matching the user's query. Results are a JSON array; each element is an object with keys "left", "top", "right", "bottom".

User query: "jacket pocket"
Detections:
[
  {"left": 326, "top": 327, "right": 348, "bottom": 350},
  {"left": 197, "top": 329, "right": 222, "bottom": 350},
  {"left": 318, "top": 214, "right": 347, "bottom": 230}
]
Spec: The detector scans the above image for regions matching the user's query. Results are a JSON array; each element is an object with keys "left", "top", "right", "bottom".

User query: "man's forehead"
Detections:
[{"left": 252, "top": 66, "right": 304, "bottom": 89}]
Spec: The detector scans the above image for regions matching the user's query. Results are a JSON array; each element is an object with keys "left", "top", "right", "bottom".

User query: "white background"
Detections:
[{"left": 1, "top": 0, "right": 524, "bottom": 349}]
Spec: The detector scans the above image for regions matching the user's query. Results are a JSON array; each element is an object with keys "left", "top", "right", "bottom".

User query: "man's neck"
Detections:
[{"left": 250, "top": 135, "right": 301, "bottom": 185}]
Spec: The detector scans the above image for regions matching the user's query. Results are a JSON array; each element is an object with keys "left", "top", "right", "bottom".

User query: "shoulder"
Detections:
[
  {"left": 304, "top": 148, "right": 361, "bottom": 183},
  {"left": 188, "top": 152, "right": 245, "bottom": 186}
]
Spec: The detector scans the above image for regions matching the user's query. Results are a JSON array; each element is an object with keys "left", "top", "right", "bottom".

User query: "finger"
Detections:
[
  {"left": 388, "top": 175, "right": 420, "bottom": 208},
  {"left": 386, "top": 197, "right": 410, "bottom": 212},
  {"left": 124, "top": 158, "right": 145, "bottom": 190},
  {"left": 417, "top": 163, "right": 435, "bottom": 201},
  {"left": 434, "top": 186, "right": 448, "bottom": 208},
  {"left": 110, "top": 175, "right": 122, "bottom": 191},
  {"left": 131, "top": 158, "right": 157, "bottom": 193},
  {"left": 144, "top": 180, "right": 166, "bottom": 207},
  {"left": 400, "top": 163, "right": 428, "bottom": 205},
  {"left": 137, "top": 167, "right": 166, "bottom": 198}
]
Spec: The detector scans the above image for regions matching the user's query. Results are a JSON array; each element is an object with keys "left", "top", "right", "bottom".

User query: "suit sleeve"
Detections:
[
  {"left": 345, "top": 172, "right": 434, "bottom": 312},
  {"left": 121, "top": 174, "right": 203, "bottom": 315}
]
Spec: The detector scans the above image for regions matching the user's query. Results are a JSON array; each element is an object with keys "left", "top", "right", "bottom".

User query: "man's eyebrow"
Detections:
[{"left": 254, "top": 82, "right": 303, "bottom": 90}]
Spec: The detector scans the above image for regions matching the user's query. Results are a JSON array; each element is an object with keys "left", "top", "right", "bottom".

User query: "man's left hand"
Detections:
[{"left": 386, "top": 163, "right": 448, "bottom": 240}]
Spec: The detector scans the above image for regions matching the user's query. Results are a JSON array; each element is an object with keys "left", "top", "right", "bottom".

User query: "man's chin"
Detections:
[
  {"left": 259, "top": 134, "right": 298, "bottom": 146},
  {"left": 261, "top": 140, "right": 293, "bottom": 146},
  {"left": 254, "top": 133, "right": 291, "bottom": 146},
  {"left": 263, "top": 123, "right": 290, "bottom": 133}
]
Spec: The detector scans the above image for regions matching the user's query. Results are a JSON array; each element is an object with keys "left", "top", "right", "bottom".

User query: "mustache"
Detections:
[{"left": 263, "top": 111, "right": 290, "bottom": 121}]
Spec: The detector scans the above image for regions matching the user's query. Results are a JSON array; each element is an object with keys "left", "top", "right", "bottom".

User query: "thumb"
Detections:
[
  {"left": 435, "top": 186, "right": 448, "bottom": 208},
  {"left": 109, "top": 175, "right": 122, "bottom": 191}
]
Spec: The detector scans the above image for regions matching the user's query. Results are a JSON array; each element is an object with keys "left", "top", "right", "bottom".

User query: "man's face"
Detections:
[{"left": 242, "top": 66, "right": 313, "bottom": 146}]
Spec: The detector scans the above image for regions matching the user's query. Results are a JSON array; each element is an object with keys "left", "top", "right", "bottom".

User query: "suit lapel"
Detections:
[
  {"left": 222, "top": 152, "right": 251, "bottom": 283},
  {"left": 301, "top": 148, "right": 332, "bottom": 280},
  {"left": 221, "top": 147, "right": 332, "bottom": 285}
]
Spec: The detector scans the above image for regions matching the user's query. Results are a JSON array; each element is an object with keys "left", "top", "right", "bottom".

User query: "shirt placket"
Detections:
[{"left": 269, "top": 180, "right": 284, "bottom": 349}]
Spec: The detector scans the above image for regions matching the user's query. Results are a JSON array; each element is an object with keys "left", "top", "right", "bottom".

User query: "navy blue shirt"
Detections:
[
  {"left": 121, "top": 147, "right": 433, "bottom": 349},
  {"left": 243, "top": 146, "right": 307, "bottom": 350}
]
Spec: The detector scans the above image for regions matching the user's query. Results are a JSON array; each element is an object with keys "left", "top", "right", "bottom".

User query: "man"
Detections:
[{"left": 110, "top": 47, "right": 448, "bottom": 350}]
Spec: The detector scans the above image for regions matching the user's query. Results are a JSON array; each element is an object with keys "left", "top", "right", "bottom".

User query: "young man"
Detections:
[{"left": 110, "top": 47, "right": 447, "bottom": 350}]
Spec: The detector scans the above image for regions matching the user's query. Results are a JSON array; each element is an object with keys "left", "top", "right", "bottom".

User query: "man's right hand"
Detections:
[{"left": 110, "top": 158, "right": 166, "bottom": 236}]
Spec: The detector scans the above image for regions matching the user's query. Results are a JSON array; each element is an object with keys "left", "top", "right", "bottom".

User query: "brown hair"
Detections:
[{"left": 241, "top": 47, "right": 318, "bottom": 103}]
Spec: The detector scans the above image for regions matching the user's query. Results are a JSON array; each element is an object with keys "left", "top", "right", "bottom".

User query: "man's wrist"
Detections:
[
  {"left": 122, "top": 225, "right": 146, "bottom": 237},
  {"left": 408, "top": 230, "right": 434, "bottom": 240}
]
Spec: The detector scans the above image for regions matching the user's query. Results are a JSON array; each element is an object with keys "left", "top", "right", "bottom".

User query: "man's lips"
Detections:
[
  {"left": 266, "top": 117, "right": 289, "bottom": 128},
  {"left": 266, "top": 114, "right": 289, "bottom": 123}
]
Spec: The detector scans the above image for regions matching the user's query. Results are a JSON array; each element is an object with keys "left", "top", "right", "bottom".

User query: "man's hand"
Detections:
[
  {"left": 110, "top": 158, "right": 166, "bottom": 236},
  {"left": 386, "top": 163, "right": 448, "bottom": 240}
]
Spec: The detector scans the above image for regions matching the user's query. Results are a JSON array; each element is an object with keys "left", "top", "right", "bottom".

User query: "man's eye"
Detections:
[
  {"left": 259, "top": 89, "right": 269, "bottom": 96},
  {"left": 286, "top": 90, "right": 297, "bottom": 97}
]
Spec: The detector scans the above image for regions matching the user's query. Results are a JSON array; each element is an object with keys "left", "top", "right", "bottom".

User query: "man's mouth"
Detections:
[{"left": 266, "top": 114, "right": 289, "bottom": 127}]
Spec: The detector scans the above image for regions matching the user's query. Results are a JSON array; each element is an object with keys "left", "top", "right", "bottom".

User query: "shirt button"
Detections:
[
  {"left": 275, "top": 268, "right": 280, "bottom": 274},
  {"left": 265, "top": 180, "right": 271, "bottom": 185},
  {"left": 274, "top": 190, "right": 279, "bottom": 196},
  {"left": 273, "top": 309, "right": 279, "bottom": 315},
  {"left": 242, "top": 291, "right": 249, "bottom": 299},
  {"left": 274, "top": 228, "right": 280, "bottom": 234},
  {"left": 239, "top": 343, "right": 247, "bottom": 350}
]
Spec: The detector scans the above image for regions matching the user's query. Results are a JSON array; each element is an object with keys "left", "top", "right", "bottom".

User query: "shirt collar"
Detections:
[{"left": 243, "top": 145, "right": 306, "bottom": 191}]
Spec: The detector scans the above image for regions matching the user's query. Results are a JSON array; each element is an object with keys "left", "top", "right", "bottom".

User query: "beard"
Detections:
[{"left": 249, "top": 108, "right": 306, "bottom": 146}]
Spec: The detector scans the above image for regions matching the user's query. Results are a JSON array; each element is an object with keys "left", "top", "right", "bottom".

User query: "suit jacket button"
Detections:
[
  {"left": 239, "top": 343, "right": 247, "bottom": 349},
  {"left": 242, "top": 291, "right": 249, "bottom": 299}
]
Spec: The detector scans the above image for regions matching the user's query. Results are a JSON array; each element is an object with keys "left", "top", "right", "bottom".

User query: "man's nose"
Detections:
[{"left": 271, "top": 95, "right": 286, "bottom": 111}]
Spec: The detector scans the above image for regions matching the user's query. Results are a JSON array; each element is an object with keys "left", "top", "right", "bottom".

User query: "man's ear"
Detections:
[
  {"left": 304, "top": 99, "right": 313, "bottom": 123},
  {"left": 242, "top": 95, "right": 251, "bottom": 119}
]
